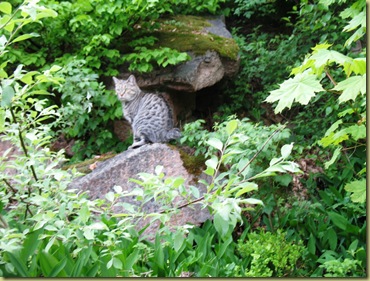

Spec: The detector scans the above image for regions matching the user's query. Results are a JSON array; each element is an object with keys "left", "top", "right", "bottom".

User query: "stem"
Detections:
[
  {"left": 237, "top": 125, "right": 286, "bottom": 177},
  {"left": 2, "top": 179, "right": 34, "bottom": 217},
  {"left": 9, "top": 107, "right": 39, "bottom": 183},
  {"left": 342, "top": 143, "right": 366, "bottom": 151},
  {"left": 9, "top": 107, "right": 27, "bottom": 157},
  {"left": 325, "top": 68, "right": 337, "bottom": 86},
  {"left": 208, "top": 136, "right": 229, "bottom": 191},
  {"left": 0, "top": 3, "right": 23, "bottom": 30},
  {"left": 2, "top": 178, "right": 16, "bottom": 193}
]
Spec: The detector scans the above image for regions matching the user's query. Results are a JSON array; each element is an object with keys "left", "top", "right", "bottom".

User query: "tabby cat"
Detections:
[{"left": 113, "top": 75, "right": 181, "bottom": 149}]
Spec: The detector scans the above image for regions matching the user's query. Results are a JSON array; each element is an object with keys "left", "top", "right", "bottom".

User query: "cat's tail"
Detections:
[{"left": 166, "top": 128, "right": 182, "bottom": 141}]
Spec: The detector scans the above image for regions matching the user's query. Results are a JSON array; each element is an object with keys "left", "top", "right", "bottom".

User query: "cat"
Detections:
[{"left": 113, "top": 75, "right": 182, "bottom": 149}]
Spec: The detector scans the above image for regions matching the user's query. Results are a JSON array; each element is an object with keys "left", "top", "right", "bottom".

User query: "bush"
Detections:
[
  {"left": 52, "top": 58, "right": 127, "bottom": 160},
  {"left": 237, "top": 229, "right": 305, "bottom": 277}
]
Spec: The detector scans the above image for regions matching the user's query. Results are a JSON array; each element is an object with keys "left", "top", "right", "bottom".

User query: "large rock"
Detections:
[
  {"left": 69, "top": 143, "right": 211, "bottom": 238},
  {"left": 116, "top": 15, "right": 240, "bottom": 93}
]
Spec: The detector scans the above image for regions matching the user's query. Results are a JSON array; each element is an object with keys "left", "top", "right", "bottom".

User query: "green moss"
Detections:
[
  {"left": 153, "top": 15, "right": 239, "bottom": 60},
  {"left": 176, "top": 146, "right": 206, "bottom": 176},
  {"left": 62, "top": 153, "right": 116, "bottom": 174},
  {"left": 158, "top": 15, "right": 212, "bottom": 33}
]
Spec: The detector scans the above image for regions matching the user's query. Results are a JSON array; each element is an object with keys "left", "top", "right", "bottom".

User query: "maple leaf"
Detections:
[
  {"left": 343, "top": 58, "right": 366, "bottom": 76},
  {"left": 310, "top": 49, "right": 352, "bottom": 70},
  {"left": 265, "top": 72, "right": 324, "bottom": 114},
  {"left": 333, "top": 74, "right": 366, "bottom": 103},
  {"left": 345, "top": 179, "right": 366, "bottom": 203}
]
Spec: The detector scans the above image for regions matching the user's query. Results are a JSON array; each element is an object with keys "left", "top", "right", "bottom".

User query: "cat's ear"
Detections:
[
  {"left": 128, "top": 75, "right": 136, "bottom": 84},
  {"left": 112, "top": 77, "right": 119, "bottom": 84}
]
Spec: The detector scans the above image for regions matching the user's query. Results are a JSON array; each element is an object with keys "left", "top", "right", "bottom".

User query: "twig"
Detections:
[
  {"left": 325, "top": 68, "right": 337, "bottom": 86},
  {"left": 2, "top": 178, "right": 34, "bottom": 217},
  {"left": 9, "top": 107, "right": 39, "bottom": 183},
  {"left": 236, "top": 125, "right": 286, "bottom": 177}
]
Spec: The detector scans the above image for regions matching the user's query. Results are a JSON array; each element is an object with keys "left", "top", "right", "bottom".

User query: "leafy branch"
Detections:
[{"left": 168, "top": 124, "right": 287, "bottom": 212}]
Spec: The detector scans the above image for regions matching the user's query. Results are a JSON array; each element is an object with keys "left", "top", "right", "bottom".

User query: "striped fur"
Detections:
[{"left": 113, "top": 75, "right": 181, "bottom": 148}]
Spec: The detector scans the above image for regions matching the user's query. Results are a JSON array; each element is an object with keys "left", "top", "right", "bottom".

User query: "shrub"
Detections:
[{"left": 237, "top": 229, "right": 305, "bottom": 277}]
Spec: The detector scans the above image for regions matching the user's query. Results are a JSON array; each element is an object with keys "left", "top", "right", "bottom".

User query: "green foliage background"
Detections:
[{"left": 0, "top": 0, "right": 366, "bottom": 277}]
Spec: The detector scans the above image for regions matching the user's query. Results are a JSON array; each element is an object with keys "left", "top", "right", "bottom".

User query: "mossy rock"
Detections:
[
  {"left": 154, "top": 15, "right": 239, "bottom": 61},
  {"left": 62, "top": 153, "right": 116, "bottom": 174},
  {"left": 169, "top": 144, "right": 206, "bottom": 176}
]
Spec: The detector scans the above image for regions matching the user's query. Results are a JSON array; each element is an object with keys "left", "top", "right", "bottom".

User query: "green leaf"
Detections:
[
  {"left": 348, "top": 239, "right": 358, "bottom": 252},
  {"left": 234, "top": 182, "right": 258, "bottom": 197},
  {"left": 215, "top": 236, "right": 233, "bottom": 258},
  {"left": 172, "top": 177, "right": 185, "bottom": 188},
  {"left": 2, "top": 16, "right": 14, "bottom": 32},
  {"left": 323, "top": 120, "right": 343, "bottom": 137},
  {"left": 226, "top": 119, "right": 238, "bottom": 136},
  {"left": 214, "top": 212, "right": 229, "bottom": 238},
  {"left": 307, "top": 234, "right": 316, "bottom": 255},
  {"left": 12, "top": 33, "right": 40, "bottom": 44},
  {"left": 79, "top": 203, "right": 90, "bottom": 223},
  {"left": 328, "top": 212, "right": 348, "bottom": 230},
  {"left": 71, "top": 247, "right": 92, "bottom": 276},
  {"left": 173, "top": 231, "right": 185, "bottom": 252},
  {"left": 154, "top": 235, "right": 164, "bottom": 270},
  {"left": 207, "top": 138, "right": 223, "bottom": 151},
  {"left": 281, "top": 142, "right": 293, "bottom": 159},
  {"left": 324, "top": 146, "right": 342, "bottom": 169},
  {"left": 265, "top": 72, "right": 324, "bottom": 113},
  {"left": 49, "top": 257, "right": 67, "bottom": 277},
  {"left": 1, "top": 85, "right": 15, "bottom": 107},
  {"left": 343, "top": 10, "right": 365, "bottom": 32},
  {"left": 333, "top": 75, "right": 366, "bottom": 103},
  {"left": 344, "top": 26, "right": 366, "bottom": 47},
  {"left": 39, "top": 251, "right": 60, "bottom": 277},
  {"left": 310, "top": 49, "right": 352, "bottom": 69},
  {"left": 344, "top": 124, "right": 366, "bottom": 141},
  {"left": 20, "top": 228, "right": 43, "bottom": 264},
  {"left": 344, "top": 179, "right": 366, "bottom": 203},
  {"left": 205, "top": 155, "right": 218, "bottom": 170},
  {"left": 204, "top": 166, "right": 215, "bottom": 176},
  {"left": 124, "top": 249, "right": 140, "bottom": 270},
  {"left": 49, "top": 65, "right": 62, "bottom": 72},
  {"left": 83, "top": 228, "right": 94, "bottom": 240},
  {"left": 20, "top": 71, "right": 38, "bottom": 85},
  {"left": 319, "top": 130, "right": 348, "bottom": 147},
  {"left": 241, "top": 198, "right": 264, "bottom": 205},
  {"left": 113, "top": 257, "right": 123, "bottom": 270},
  {"left": 6, "top": 252, "right": 29, "bottom": 277},
  {"left": 327, "top": 228, "right": 337, "bottom": 251},
  {"left": 216, "top": 203, "right": 232, "bottom": 221},
  {"left": 0, "top": 2, "right": 12, "bottom": 14},
  {"left": 85, "top": 264, "right": 99, "bottom": 277},
  {"left": 343, "top": 58, "right": 366, "bottom": 76}
]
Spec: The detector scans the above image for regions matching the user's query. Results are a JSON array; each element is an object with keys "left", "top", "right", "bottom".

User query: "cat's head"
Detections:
[{"left": 113, "top": 75, "right": 140, "bottom": 102}]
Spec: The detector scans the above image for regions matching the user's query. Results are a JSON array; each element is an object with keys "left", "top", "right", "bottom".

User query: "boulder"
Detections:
[
  {"left": 116, "top": 15, "right": 240, "bottom": 93},
  {"left": 68, "top": 143, "right": 212, "bottom": 238}
]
